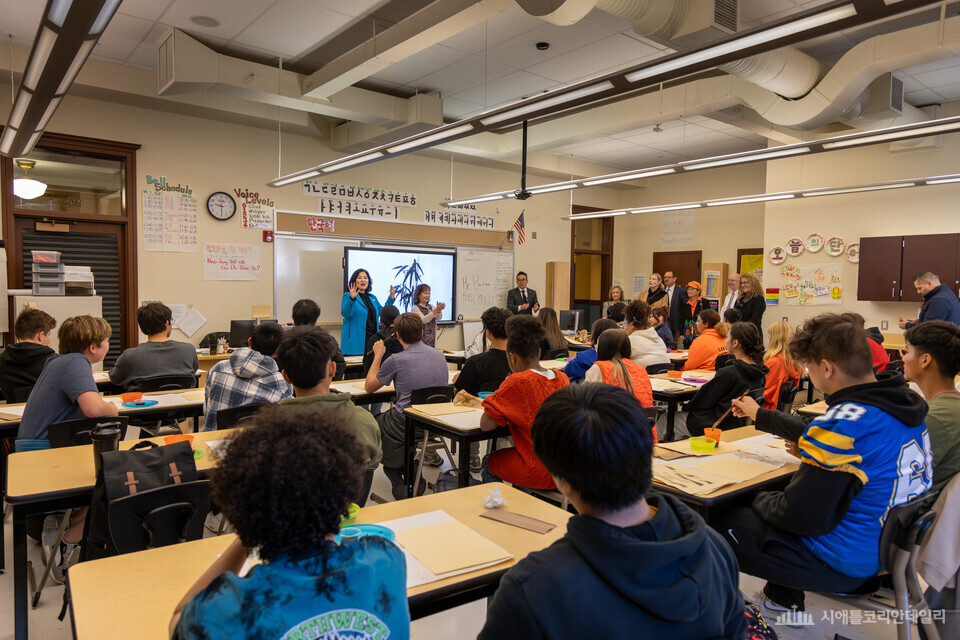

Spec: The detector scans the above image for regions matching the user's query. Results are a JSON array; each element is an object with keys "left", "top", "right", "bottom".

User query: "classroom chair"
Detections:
[
  {"left": 714, "top": 353, "right": 733, "bottom": 369},
  {"left": 775, "top": 381, "right": 801, "bottom": 414},
  {"left": 887, "top": 359, "right": 905, "bottom": 372},
  {"left": 48, "top": 416, "right": 130, "bottom": 449},
  {"left": 409, "top": 385, "right": 457, "bottom": 493},
  {"left": 135, "top": 374, "right": 198, "bottom": 436},
  {"left": 13, "top": 385, "right": 34, "bottom": 403},
  {"left": 824, "top": 493, "right": 940, "bottom": 640},
  {"left": 645, "top": 362, "right": 673, "bottom": 375},
  {"left": 107, "top": 480, "right": 212, "bottom": 553},
  {"left": 542, "top": 347, "right": 568, "bottom": 360},
  {"left": 216, "top": 402, "right": 269, "bottom": 430}
]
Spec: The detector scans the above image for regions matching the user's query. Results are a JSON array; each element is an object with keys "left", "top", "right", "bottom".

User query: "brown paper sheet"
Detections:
[
  {"left": 653, "top": 446, "right": 687, "bottom": 461},
  {"left": 653, "top": 464, "right": 735, "bottom": 495},
  {"left": 394, "top": 519, "right": 512, "bottom": 574},
  {"left": 691, "top": 457, "right": 780, "bottom": 482},
  {"left": 410, "top": 403, "right": 476, "bottom": 416}
]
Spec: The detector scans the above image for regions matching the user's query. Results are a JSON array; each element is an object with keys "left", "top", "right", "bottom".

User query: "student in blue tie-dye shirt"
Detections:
[{"left": 170, "top": 404, "right": 409, "bottom": 640}]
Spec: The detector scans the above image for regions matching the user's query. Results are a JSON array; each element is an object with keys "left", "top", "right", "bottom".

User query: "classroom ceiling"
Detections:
[{"left": 3, "top": 0, "right": 960, "bottom": 174}]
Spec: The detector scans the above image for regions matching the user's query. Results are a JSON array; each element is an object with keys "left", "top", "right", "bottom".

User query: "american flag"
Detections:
[{"left": 513, "top": 212, "right": 526, "bottom": 245}]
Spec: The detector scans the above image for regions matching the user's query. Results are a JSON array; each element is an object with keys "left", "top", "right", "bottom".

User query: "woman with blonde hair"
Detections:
[
  {"left": 682, "top": 310, "right": 728, "bottom": 371},
  {"left": 601, "top": 285, "right": 628, "bottom": 317},
  {"left": 734, "top": 272, "right": 766, "bottom": 329},
  {"left": 638, "top": 273, "right": 668, "bottom": 309},
  {"left": 762, "top": 321, "right": 803, "bottom": 409}
]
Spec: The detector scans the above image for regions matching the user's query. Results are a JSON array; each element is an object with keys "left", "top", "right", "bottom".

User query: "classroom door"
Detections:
[
  {"left": 652, "top": 251, "right": 702, "bottom": 288},
  {"left": 570, "top": 208, "right": 613, "bottom": 329}
]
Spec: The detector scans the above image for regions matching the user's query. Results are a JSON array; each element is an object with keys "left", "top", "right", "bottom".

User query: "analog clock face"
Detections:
[{"left": 207, "top": 192, "right": 237, "bottom": 221}]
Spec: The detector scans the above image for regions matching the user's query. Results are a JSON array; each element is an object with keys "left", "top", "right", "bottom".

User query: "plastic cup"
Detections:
[
  {"left": 120, "top": 392, "right": 143, "bottom": 403},
  {"left": 689, "top": 436, "right": 717, "bottom": 453},
  {"left": 164, "top": 434, "right": 195, "bottom": 446},
  {"left": 704, "top": 428, "right": 722, "bottom": 442},
  {"left": 340, "top": 503, "right": 360, "bottom": 528},
  {"left": 478, "top": 391, "right": 493, "bottom": 399}
]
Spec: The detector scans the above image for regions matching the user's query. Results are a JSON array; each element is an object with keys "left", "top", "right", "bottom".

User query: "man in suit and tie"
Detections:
[
  {"left": 663, "top": 270, "right": 688, "bottom": 343},
  {"left": 721, "top": 273, "right": 740, "bottom": 314},
  {"left": 507, "top": 271, "right": 540, "bottom": 315}
]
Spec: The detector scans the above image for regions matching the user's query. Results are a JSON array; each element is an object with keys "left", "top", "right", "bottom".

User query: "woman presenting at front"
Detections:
[
  {"left": 412, "top": 284, "right": 445, "bottom": 348},
  {"left": 340, "top": 269, "right": 395, "bottom": 356}
]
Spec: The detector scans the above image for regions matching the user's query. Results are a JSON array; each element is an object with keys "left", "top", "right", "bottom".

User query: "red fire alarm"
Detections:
[{"left": 263, "top": 230, "right": 274, "bottom": 243}]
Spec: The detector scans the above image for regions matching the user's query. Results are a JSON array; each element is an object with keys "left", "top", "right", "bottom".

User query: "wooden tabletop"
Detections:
[
  {"left": 404, "top": 405, "right": 484, "bottom": 433},
  {"left": 797, "top": 400, "right": 828, "bottom": 416},
  {"left": 6, "top": 428, "right": 231, "bottom": 502},
  {"left": 0, "top": 388, "right": 205, "bottom": 425},
  {"left": 67, "top": 484, "right": 570, "bottom": 640},
  {"left": 881, "top": 332, "right": 906, "bottom": 352}
]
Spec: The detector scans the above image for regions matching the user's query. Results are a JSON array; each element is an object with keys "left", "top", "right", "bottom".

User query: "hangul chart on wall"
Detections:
[
  {"left": 778, "top": 263, "right": 842, "bottom": 306},
  {"left": 142, "top": 190, "right": 198, "bottom": 252}
]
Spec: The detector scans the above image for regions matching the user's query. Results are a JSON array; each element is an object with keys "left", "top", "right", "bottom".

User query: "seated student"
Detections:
[
  {"left": 650, "top": 306, "right": 674, "bottom": 348},
  {"left": 0, "top": 308, "right": 57, "bottom": 402},
  {"left": 109, "top": 302, "right": 199, "bottom": 391},
  {"left": 722, "top": 307, "right": 742, "bottom": 325},
  {"left": 563, "top": 318, "right": 618, "bottom": 382},
  {"left": 537, "top": 307, "right": 567, "bottom": 356},
  {"left": 169, "top": 405, "right": 408, "bottom": 640},
  {"left": 903, "top": 320, "right": 960, "bottom": 494},
  {"left": 276, "top": 326, "right": 382, "bottom": 476},
  {"left": 719, "top": 313, "right": 931, "bottom": 613},
  {"left": 203, "top": 323, "right": 292, "bottom": 431},
  {"left": 480, "top": 315, "right": 570, "bottom": 489},
  {"left": 762, "top": 320, "right": 803, "bottom": 410},
  {"left": 366, "top": 313, "right": 449, "bottom": 499},
  {"left": 623, "top": 300, "right": 670, "bottom": 368},
  {"left": 478, "top": 383, "right": 746, "bottom": 640},
  {"left": 454, "top": 307, "right": 512, "bottom": 396},
  {"left": 681, "top": 310, "right": 728, "bottom": 371},
  {"left": 606, "top": 301, "right": 626, "bottom": 328},
  {"left": 362, "top": 305, "right": 402, "bottom": 376},
  {"left": 841, "top": 312, "right": 890, "bottom": 372},
  {"left": 684, "top": 321, "right": 767, "bottom": 437},
  {"left": 293, "top": 298, "right": 349, "bottom": 379},
  {"left": 585, "top": 331, "right": 656, "bottom": 439}
]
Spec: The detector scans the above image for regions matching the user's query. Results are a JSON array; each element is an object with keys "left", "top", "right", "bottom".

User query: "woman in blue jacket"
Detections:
[{"left": 340, "top": 269, "right": 395, "bottom": 355}]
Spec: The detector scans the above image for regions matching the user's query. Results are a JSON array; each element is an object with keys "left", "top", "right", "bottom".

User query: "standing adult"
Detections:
[
  {"left": 411, "top": 284, "right": 445, "bottom": 348},
  {"left": 506, "top": 271, "right": 539, "bottom": 315},
  {"left": 663, "top": 270, "right": 688, "bottom": 342},
  {"left": 898, "top": 271, "right": 960, "bottom": 329},
  {"left": 638, "top": 273, "right": 668, "bottom": 310},
  {"left": 681, "top": 281, "right": 704, "bottom": 347},
  {"left": 340, "top": 268, "right": 395, "bottom": 356},
  {"left": 721, "top": 273, "right": 740, "bottom": 313},
  {"left": 734, "top": 272, "right": 766, "bottom": 330},
  {"left": 601, "top": 285, "right": 628, "bottom": 317}
]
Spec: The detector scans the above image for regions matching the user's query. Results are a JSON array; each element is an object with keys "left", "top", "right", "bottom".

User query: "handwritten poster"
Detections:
[
  {"left": 660, "top": 211, "right": 694, "bottom": 247},
  {"left": 241, "top": 202, "right": 273, "bottom": 229},
  {"left": 303, "top": 181, "right": 417, "bottom": 207},
  {"left": 203, "top": 243, "right": 261, "bottom": 281},
  {"left": 423, "top": 209, "right": 496, "bottom": 229},
  {"left": 633, "top": 274, "right": 647, "bottom": 297},
  {"left": 318, "top": 198, "right": 399, "bottom": 219},
  {"left": 780, "top": 263, "right": 842, "bottom": 306},
  {"left": 142, "top": 190, "right": 198, "bottom": 252}
]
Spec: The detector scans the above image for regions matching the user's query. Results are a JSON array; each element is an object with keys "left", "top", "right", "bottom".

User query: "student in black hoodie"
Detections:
[
  {"left": 718, "top": 313, "right": 931, "bottom": 613},
  {"left": 683, "top": 321, "right": 768, "bottom": 437},
  {"left": 478, "top": 383, "right": 747, "bottom": 640},
  {"left": 362, "top": 305, "right": 402, "bottom": 376},
  {"left": 0, "top": 308, "right": 57, "bottom": 402}
]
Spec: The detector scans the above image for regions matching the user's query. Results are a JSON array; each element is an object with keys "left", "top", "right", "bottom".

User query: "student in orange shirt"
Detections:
[
  {"left": 584, "top": 329, "right": 658, "bottom": 443},
  {"left": 480, "top": 314, "right": 570, "bottom": 489},
  {"left": 762, "top": 321, "right": 803, "bottom": 410},
  {"left": 682, "top": 310, "right": 729, "bottom": 371}
]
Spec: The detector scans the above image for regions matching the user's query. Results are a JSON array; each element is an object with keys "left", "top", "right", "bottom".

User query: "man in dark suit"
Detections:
[
  {"left": 507, "top": 271, "right": 540, "bottom": 315},
  {"left": 663, "top": 270, "right": 688, "bottom": 342}
]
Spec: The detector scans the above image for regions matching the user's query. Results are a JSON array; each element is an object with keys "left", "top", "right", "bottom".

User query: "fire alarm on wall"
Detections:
[{"left": 263, "top": 230, "right": 274, "bottom": 243}]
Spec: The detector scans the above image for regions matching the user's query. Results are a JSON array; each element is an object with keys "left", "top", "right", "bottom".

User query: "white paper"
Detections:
[
  {"left": 660, "top": 210, "right": 694, "bottom": 247},
  {"left": 168, "top": 304, "right": 188, "bottom": 328},
  {"left": 632, "top": 274, "right": 647, "bottom": 297},
  {"left": 177, "top": 308, "right": 207, "bottom": 337},
  {"left": 206, "top": 439, "right": 231, "bottom": 458},
  {"left": 729, "top": 433, "right": 801, "bottom": 467},
  {"left": 414, "top": 407, "right": 484, "bottom": 430},
  {"left": 203, "top": 243, "right": 262, "bottom": 281}
]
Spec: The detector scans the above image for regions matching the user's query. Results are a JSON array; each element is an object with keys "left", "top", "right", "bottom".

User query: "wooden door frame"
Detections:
[
  {"left": 737, "top": 248, "right": 763, "bottom": 274},
  {"left": 1, "top": 130, "right": 140, "bottom": 349},
  {"left": 570, "top": 205, "right": 613, "bottom": 305}
]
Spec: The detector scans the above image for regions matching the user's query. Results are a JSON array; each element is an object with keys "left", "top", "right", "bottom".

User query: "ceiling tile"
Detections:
[
  {"left": 900, "top": 56, "right": 960, "bottom": 77},
  {"left": 369, "top": 45, "right": 469, "bottom": 86},
  {"left": 162, "top": 0, "right": 277, "bottom": 41},
  {"left": 439, "top": 5, "right": 544, "bottom": 54},
  {"left": 0, "top": 1, "right": 44, "bottom": 45},
  {"left": 621, "top": 123, "right": 712, "bottom": 145},
  {"left": 910, "top": 66, "right": 960, "bottom": 90},
  {"left": 930, "top": 82, "right": 960, "bottom": 102},
  {"left": 451, "top": 70, "right": 558, "bottom": 110},
  {"left": 127, "top": 46, "right": 160, "bottom": 71},
  {"left": 525, "top": 33, "right": 660, "bottom": 83},
  {"left": 95, "top": 13, "right": 155, "bottom": 62},
  {"left": 413, "top": 56, "right": 516, "bottom": 98},
  {"left": 442, "top": 97, "right": 486, "bottom": 120},
  {"left": 116, "top": 0, "right": 175, "bottom": 22},
  {"left": 302, "top": 0, "right": 391, "bottom": 19},
  {"left": 905, "top": 88, "right": 944, "bottom": 106},
  {"left": 741, "top": 0, "right": 798, "bottom": 26},
  {"left": 232, "top": 0, "right": 351, "bottom": 57},
  {"left": 552, "top": 137, "right": 637, "bottom": 156},
  {"left": 484, "top": 19, "right": 616, "bottom": 68}
]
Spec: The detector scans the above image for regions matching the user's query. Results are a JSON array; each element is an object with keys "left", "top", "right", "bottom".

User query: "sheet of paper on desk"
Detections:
[
  {"left": 691, "top": 457, "right": 780, "bottom": 482},
  {"left": 654, "top": 464, "right": 735, "bottom": 495},
  {"left": 650, "top": 380, "right": 691, "bottom": 392},
  {"left": 730, "top": 433, "right": 802, "bottom": 467},
  {"left": 181, "top": 391, "right": 205, "bottom": 402},
  {"left": 426, "top": 408, "right": 484, "bottom": 429},
  {"left": 344, "top": 355, "right": 363, "bottom": 364},
  {"left": 93, "top": 371, "right": 110, "bottom": 382},
  {"left": 410, "top": 403, "right": 475, "bottom": 416},
  {"left": 206, "top": 439, "right": 230, "bottom": 458},
  {"left": 395, "top": 519, "right": 512, "bottom": 575}
]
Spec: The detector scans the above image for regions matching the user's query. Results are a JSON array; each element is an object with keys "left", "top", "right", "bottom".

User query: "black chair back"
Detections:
[
  {"left": 13, "top": 385, "right": 34, "bottom": 403},
  {"left": 107, "top": 480, "right": 212, "bottom": 554},
  {"left": 878, "top": 492, "right": 936, "bottom": 572},
  {"left": 216, "top": 403, "right": 269, "bottom": 430},
  {"left": 410, "top": 385, "right": 455, "bottom": 405},
  {"left": 48, "top": 417, "right": 130, "bottom": 449},
  {"left": 714, "top": 353, "right": 733, "bottom": 369},
  {"left": 886, "top": 359, "right": 904, "bottom": 372},
  {"left": 478, "top": 380, "right": 503, "bottom": 393},
  {"left": 646, "top": 362, "right": 673, "bottom": 375},
  {"left": 746, "top": 386, "right": 766, "bottom": 406},
  {"left": 138, "top": 374, "right": 198, "bottom": 392},
  {"left": 776, "top": 381, "right": 800, "bottom": 413},
  {"left": 542, "top": 348, "right": 568, "bottom": 360}
]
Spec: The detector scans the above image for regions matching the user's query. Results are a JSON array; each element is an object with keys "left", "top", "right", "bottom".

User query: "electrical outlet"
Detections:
[
  {"left": 782, "top": 316, "right": 788, "bottom": 322},
  {"left": 881, "top": 320, "right": 889, "bottom": 330},
  {"left": 532, "top": 231, "right": 537, "bottom": 240}
]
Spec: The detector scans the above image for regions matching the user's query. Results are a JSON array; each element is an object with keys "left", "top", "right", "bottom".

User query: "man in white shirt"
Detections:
[
  {"left": 507, "top": 272, "right": 540, "bottom": 315},
  {"left": 721, "top": 273, "right": 740, "bottom": 313}
]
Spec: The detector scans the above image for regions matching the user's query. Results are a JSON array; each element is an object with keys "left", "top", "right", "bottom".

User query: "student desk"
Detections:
[
  {"left": 328, "top": 379, "right": 396, "bottom": 405},
  {"left": 402, "top": 405, "right": 510, "bottom": 498},
  {"left": 7, "top": 428, "right": 230, "bottom": 640},
  {"left": 443, "top": 350, "right": 467, "bottom": 369},
  {"left": 343, "top": 354, "right": 364, "bottom": 379},
  {"left": 66, "top": 484, "right": 571, "bottom": 639},
  {"left": 565, "top": 337, "right": 591, "bottom": 352},
  {"left": 648, "top": 372, "right": 711, "bottom": 442},
  {"left": 797, "top": 400, "right": 828, "bottom": 417},
  {"left": 91, "top": 370, "right": 204, "bottom": 392}
]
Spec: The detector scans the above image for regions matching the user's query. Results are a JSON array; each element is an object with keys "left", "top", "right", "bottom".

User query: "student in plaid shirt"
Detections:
[{"left": 203, "top": 323, "right": 292, "bottom": 431}]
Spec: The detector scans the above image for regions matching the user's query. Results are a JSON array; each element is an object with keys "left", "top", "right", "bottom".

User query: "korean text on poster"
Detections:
[
  {"left": 318, "top": 198, "right": 399, "bottom": 219},
  {"left": 203, "top": 243, "right": 261, "bottom": 281},
  {"left": 423, "top": 209, "right": 496, "bottom": 229},
  {"left": 303, "top": 181, "right": 417, "bottom": 208}
]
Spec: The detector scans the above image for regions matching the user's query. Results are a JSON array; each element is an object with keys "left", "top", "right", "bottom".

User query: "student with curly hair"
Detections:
[
  {"left": 623, "top": 300, "right": 670, "bottom": 368},
  {"left": 563, "top": 318, "right": 618, "bottom": 382},
  {"left": 683, "top": 321, "right": 768, "bottom": 437},
  {"left": 480, "top": 314, "right": 569, "bottom": 489},
  {"left": 681, "top": 310, "right": 728, "bottom": 372},
  {"left": 734, "top": 272, "right": 766, "bottom": 330},
  {"left": 169, "top": 405, "right": 409, "bottom": 640}
]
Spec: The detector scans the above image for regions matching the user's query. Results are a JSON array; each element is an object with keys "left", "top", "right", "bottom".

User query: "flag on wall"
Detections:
[{"left": 513, "top": 212, "right": 526, "bottom": 245}]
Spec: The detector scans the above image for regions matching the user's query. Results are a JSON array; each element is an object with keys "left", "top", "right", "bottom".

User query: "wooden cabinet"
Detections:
[{"left": 859, "top": 233, "right": 960, "bottom": 302}]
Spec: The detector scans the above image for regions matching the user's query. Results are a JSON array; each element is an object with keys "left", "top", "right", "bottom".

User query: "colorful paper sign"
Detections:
[
  {"left": 805, "top": 233, "right": 824, "bottom": 253},
  {"left": 785, "top": 237, "right": 805, "bottom": 257},
  {"left": 845, "top": 242, "right": 860, "bottom": 263},
  {"left": 768, "top": 246, "right": 786, "bottom": 265},
  {"left": 783, "top": 288, "right": 799, "bottom": 298},
  {"left": 765, "top": 288, "right": 780, "bottom": 305},
  {"left": 825, "top": 236, "right": 845, "bottom": 257}
]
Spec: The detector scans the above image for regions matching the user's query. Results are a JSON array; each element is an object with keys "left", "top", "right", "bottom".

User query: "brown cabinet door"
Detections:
[
  {"left": 900, "top": 234, "right": 960, "bottom": 303},
  {"left": 858, "top": 236, "right": 903, "bottom": 301}
]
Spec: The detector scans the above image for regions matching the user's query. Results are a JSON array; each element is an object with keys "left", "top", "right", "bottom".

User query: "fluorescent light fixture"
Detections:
[
  {"left": 824, "top": 122, "right": 960, "bottom": 149},
  {"left": 322, "top": 151, "right": 384, "bottom": 173},
  {"left": 626, "top": 4, "right": 857, "bottom": 84},
  {"left": 630, "top": 203, "right": 702, "bottom": 214},
  {"left": 583, "top": 168, "right": 675, "bottom": 186},
  {"left": 529, "top": 183, "right": 579, "bottom": 194},
  {"left": 36, "top": 97, "right": 61, "bottom": 130},
  {"left": 48, "top": 0, "right": 73, "bottom": 26},
  {"left": 684, "top": 147, "right": 810, "bottom": 171},
  {"left": 480, "top": 81, "right": 614, "bottom": 127},
  {"left": 801, "top": 182, "right": 913, "bottom": 196},
  {"left": 22, "top": 28, "right": 57, "bottom": 91},
  {"left": 705, "top": 194, "right": 795, "bottom": 206},
  {"left": 24, "top": 131, "right": 43, "bottom": 155},
  {"left": 9, "top": 91, "right": 30, "bottom": 129},
  {"left": 90, "top": 0, "right": 121, "bottom": 34},
  {"left": 570, "top": 210, "right": 629, "bottom": 219},
  {"left": 926, "top": 176, "right": 960, "bottom": 185},
  {"left": 450, "top": 194, "right": 507, "bottom": 205},
  {"left": 0, "top": 127, "right": 16, "bottom": 155},
  {"left": 273, "top": 170, "right": 320, "bottom": 187},
  {"left": 57, "top": 40, "right": 96, "bottom": 95},
  {"left": 386, "top": 124, "right": 474, "bottom": 154}
]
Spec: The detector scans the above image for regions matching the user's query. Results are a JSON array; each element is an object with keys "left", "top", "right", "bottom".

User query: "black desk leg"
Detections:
[
  {"left": 806, "top": 380, "right": 814, "bottom": 405},
  {"left": 1, "top": 440, "right": 6, "bottom": 573},
  {"left": 457, "top": 437, "right": 471, "bottom": 488},
  {"left": 665, "top": 401, "right": 677, "bottom": 442},
  {"left": 14, "top": 505, "right": 27, "bottom": 640},
  {"left": 403, "top": 415, "right": 415, "bottom": 499}
]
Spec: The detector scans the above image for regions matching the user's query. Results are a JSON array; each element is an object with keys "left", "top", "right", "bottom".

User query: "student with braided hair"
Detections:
[{"left": 684, "top": 321, "right": 768, "bottom": 437}]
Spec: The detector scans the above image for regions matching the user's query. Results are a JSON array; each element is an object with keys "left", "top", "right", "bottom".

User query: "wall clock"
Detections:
[{"left": 206, "top": 191, "right": 236, "bottom": 221}]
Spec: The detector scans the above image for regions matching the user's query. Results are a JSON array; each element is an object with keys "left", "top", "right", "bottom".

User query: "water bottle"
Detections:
[{"left": 90, "top": 421, "right": 122, "bottom": 476}]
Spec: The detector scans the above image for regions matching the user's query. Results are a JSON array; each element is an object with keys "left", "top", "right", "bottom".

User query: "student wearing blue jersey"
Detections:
[
  {"left": 719, "top": 313, "right": 932, "bottom": 614},
  {"left": 170, "top": 404, "right": 408, "bottom": 640},
  {"left": 563, "top": 318, "right": 617, "bottom": 382}
]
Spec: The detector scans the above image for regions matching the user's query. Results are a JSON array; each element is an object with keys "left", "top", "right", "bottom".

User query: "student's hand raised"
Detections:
[
  {"left": 730, "top": 395, "right": 760, "bottom": 421},
  {"left": 349, "top": 281, "right": 359, "bottom": 300},
  {"left": 372, "top": 339, "right": 386, "bottom": 357}
]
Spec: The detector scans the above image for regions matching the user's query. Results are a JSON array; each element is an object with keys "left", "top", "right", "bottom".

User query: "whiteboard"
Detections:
[
  {"left": 274, "top": 234, "right": 359, "bottom": 324},
  {"left": 457, "top": 248, "right": 514, "bottom": 320}
]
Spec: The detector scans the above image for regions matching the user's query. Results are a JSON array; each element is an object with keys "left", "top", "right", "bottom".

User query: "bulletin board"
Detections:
[{"left": 777, "top": 263, "right": 843, "bottom": 306}]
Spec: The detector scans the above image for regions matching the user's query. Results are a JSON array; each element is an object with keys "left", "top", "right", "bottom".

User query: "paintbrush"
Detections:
[{"left": 711, "top": 392, "right": 748, "bottom": 429}]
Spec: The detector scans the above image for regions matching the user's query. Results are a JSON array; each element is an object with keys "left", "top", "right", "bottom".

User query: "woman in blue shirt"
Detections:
[
  {"left": 340, "top": 268, "right": 395, "bottom": 355},
  {"left": 564, "top": 318, "right": 618, "bottom": 382}
]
